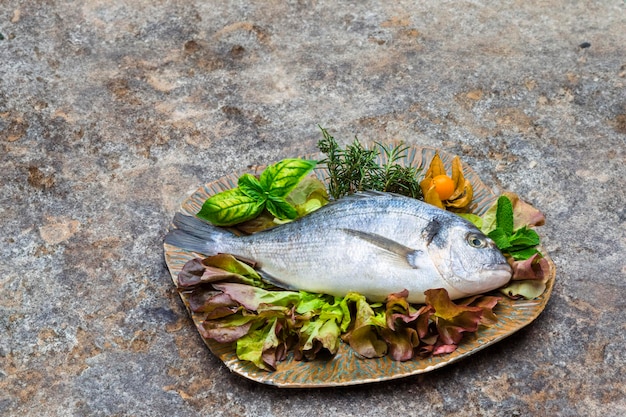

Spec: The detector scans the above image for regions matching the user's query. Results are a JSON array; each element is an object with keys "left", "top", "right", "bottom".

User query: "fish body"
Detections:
[{"left": 165, "top": 192, "right": 512, "bottom": 303}]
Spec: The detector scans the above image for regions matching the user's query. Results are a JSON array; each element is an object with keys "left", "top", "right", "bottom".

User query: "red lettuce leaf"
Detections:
[
  {"left": 341, "top": 293, "right": 388, "bottom": 358},
  {"left": 425, "top": 289, "right": 484, "bottom": 345},
  {"left": 510, "top": 253, "right": 550, "bottom": 281}
]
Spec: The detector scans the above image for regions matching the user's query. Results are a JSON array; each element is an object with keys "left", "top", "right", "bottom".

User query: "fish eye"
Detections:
[{"left": 466, "top": 234, "right": 486, "bottom": 248}]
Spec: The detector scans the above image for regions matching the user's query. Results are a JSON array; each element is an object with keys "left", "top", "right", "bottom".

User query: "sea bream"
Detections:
[{"left": 165, "top": 192, "right": 512, "bottom": 303}]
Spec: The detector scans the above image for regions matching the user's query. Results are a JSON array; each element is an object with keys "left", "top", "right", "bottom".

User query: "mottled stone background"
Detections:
[{"left": 1, "top": 1, "right": 625, "bottom": 416}]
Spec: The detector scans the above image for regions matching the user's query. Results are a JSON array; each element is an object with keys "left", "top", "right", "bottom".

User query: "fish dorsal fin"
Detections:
[{"left": 341, "top": 228, "right": 424, "bottom": 269}]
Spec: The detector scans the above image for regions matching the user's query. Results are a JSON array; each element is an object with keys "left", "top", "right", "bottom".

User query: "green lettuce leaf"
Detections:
[
  {"left": 285, "top": 177, "right": 330, "bottom": 217},
  {"left": 236, "top": 316, "right": 287, "bottom": 371},
  {"left": 293, "top": 292, "right": 351, "bottom": 359},
  {"left": 456, "top": 213, "right": 483, "bottom": 229},
  {"left": 212, "top": 282, "right": 300, "bottom": 311},
  {"left": 341, "top": 292, "right": 388, "bottom": 358}
]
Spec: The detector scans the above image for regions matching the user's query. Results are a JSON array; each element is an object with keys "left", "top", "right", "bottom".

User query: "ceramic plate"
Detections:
[{"left": 163, "top": 146, "right": 555, "bottom": 388}]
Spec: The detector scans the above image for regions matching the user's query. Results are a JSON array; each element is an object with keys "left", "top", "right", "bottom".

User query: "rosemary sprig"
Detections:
[{"left": 317, "top": 127, "right": 423, "bottom": 200}]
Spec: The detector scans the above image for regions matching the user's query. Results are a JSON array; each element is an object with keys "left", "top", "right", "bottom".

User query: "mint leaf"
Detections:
[
  {"left": 260, "top": 159, "right": 317, "bottom": 198},
  {"left": 508, "top": 247, "right": 540, "bottom": 260},
  {"left": 197, "top": 188, "right": 265, "bottom": 226},
  {"left": 488, "top": 228, "right": 512, "bottom": 250},
  {"left": 495, "top": 195, "right": 514, "bottom": 234},
  {"left": 508, "top": 227, "right": 540, "bottom": 247},
  {"left": 238, "top": 173, "right": 267, "bottom": 201}
]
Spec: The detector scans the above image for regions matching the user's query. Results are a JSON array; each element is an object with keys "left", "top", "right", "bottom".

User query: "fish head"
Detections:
[{"left": 427, "top": 222, "right": 512, "bottom": 298}]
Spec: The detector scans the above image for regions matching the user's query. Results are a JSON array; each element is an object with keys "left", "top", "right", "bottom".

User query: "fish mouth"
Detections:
[
  {"left": 482, "top": 263, "right": 513, "bottom": 273},
  {"left": 479, "top": 263, "right": 513, "bottom": 285}
]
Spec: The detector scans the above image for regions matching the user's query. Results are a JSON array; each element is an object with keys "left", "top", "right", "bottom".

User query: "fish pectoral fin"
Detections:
[
  {"left": 341, "top": 229, "right": 423, "bottom": 269},
  {"left": 256, "top": 269, "right": 299, "bottom": 291}
]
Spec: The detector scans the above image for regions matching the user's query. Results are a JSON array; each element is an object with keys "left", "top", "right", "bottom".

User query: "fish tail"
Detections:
[{"left": 164, "top": 213, "right": 233, "bottom": 255}]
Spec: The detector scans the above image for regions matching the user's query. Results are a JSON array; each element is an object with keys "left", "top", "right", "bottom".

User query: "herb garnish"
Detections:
[
  {"left": 487, "top": 195, "right": 542, "bottom": 260},
  {"left": 197, "top": 159, "right": 317, "bottom": 226},
  {"left": 317, "top": 127, "right": 423, "bottom": 200}
]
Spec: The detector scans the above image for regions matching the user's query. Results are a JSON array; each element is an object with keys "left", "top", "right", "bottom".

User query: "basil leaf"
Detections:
[
  {"left": 495, "top": 195, "right": 514, "bottom": 234},
  {"left": 197, "top": 188, "right": 265, "bottom": 226},
  {"left": 266, "top": 195, "right": 298, "bottom": 220},
  {"left": 238, "top": 173, "right": 267, "bottom": 201},
  {"left": 260, "top": 159, "right": 317, "bottom": 198}
]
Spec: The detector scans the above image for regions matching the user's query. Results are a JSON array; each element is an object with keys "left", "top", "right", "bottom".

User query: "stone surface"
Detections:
[{"left": 1, "top": 1, "right": 625, "bottom": 416}]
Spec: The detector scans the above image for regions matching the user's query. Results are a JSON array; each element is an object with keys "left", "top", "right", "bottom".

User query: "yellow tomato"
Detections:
[{"left": 432, "top": 174, "right": 455, "bottom": 200}]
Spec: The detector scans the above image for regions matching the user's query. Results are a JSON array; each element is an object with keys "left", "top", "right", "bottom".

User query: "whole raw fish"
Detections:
[{"left": 165, "top": 192, "right": 512, "bottom": 303}]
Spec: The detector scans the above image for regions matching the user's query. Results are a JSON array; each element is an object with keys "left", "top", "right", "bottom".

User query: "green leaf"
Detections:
[
  {"left": 457, "top": 213, "right": 483, "bottom": 229},
  {"left": 238, "top": 174, "right": 267, "bottom": 201},
  {"left": 212, "top": 282, "right": 301, "bottom": 311},
  {"left": 297, "top": 309, "right": 344, "bottom": 356},
  {"left": 204, "top": 253, "right": 259, "bottom": 278},
  {"left": 197, "top": 188, "right": 265, "bottom": 226},
  {"left": 480, "top": 201, "right": 498, "bottom": 233},
  {"left": 340, "top": 292, "right": 388, "bottom": 358},
  {"left": 266, "top": 195, "right": 298, "bottom": 220},
  {"left": 285, "top": 177, "right": 330, "bottom": 217},
  {"left": 295, "top": 292, "right": 333, "bottom": 314},
  {"left": 488, "top": 228, "right": 512, "bottom": 250},
  {"left": 292, "top": 293, "right": 351, "bottom": 360},
  {"left": 508, "top": 246, "right": 540, "bottom": 260},
  {"left": 236, "top": 318, "right": 284, "bottom": 371},
  {"left": 508, "top": 227, "right": 541, "bottom": 247},
  {"left": 260, "top": 158, "right": 317, "bottom": 198},
  {"left": 499, "top": 280, "right": 547, "bottom": 300},
  {"left": 495, "top": 195, "right": 514, "bottom": 234}
]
